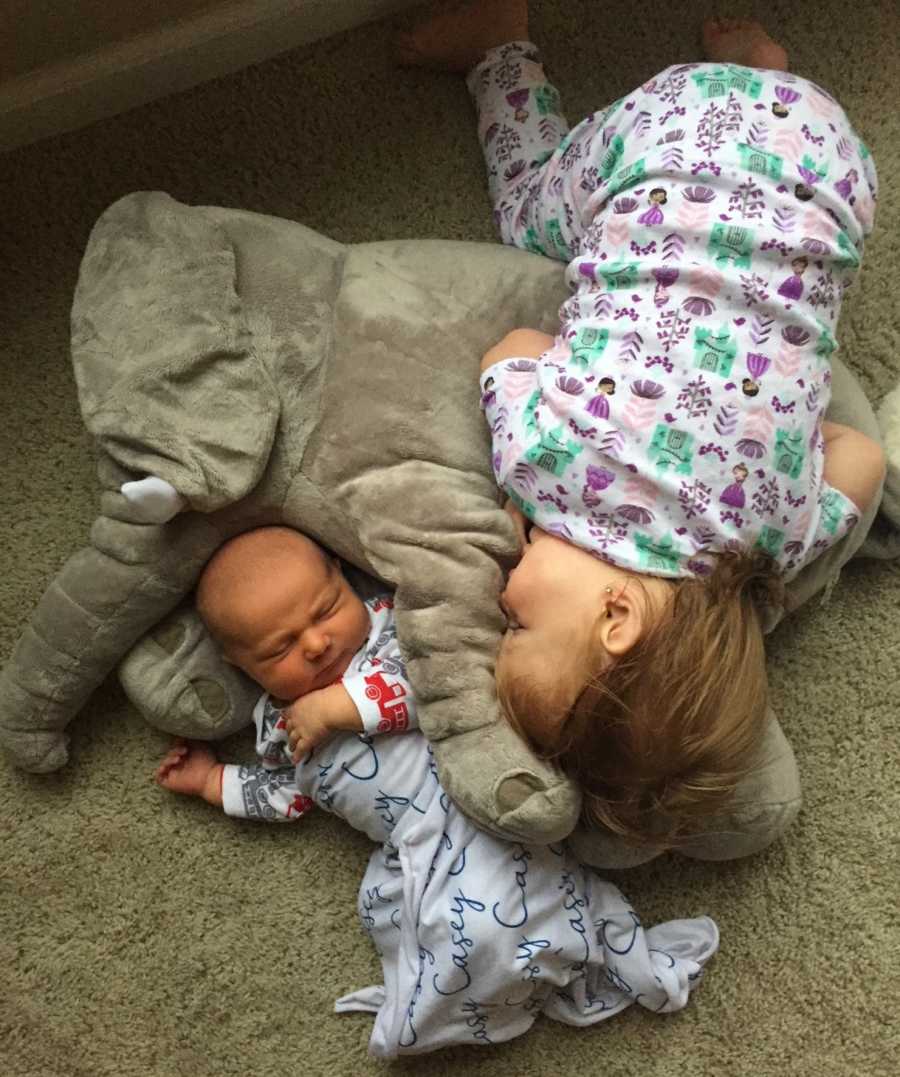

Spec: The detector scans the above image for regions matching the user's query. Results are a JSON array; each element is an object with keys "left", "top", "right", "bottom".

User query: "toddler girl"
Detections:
[{"left": 399, "top": 3, "right": 886, "bottom": 847}]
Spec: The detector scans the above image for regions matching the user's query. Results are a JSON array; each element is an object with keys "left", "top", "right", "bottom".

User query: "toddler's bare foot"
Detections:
[
  {"left": 701, "top": 18, "right": 788, "bottom": 71},
  {"left": 395, "top": 0, "right": 528, "bottom": 72}
]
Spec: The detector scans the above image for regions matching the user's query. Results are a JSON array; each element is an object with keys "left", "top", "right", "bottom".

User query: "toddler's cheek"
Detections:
[{"left": 494, "top": 643, "right": 523, "bottom": 691}]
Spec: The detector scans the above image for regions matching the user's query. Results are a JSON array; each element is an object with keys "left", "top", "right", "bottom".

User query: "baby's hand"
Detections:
[
  {"left": 155, "top": 738, "right": 223, "bottom": 805},
  {"left": 283, "top": 684, "right": 361, "bottom": 762}
]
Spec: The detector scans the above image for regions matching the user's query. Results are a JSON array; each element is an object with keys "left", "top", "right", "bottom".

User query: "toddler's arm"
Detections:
[
  {"left": 480, "top": 327, "right": 555, "bottom": 374},
  {"left": 503, "top": 498, "right": 530, "bottom": 550},
  {"left": 479, "top": 329, "right": 555, "bottom": 549},
  {"left": 821, "top": 421, "right": 886, "bottom": 513}
]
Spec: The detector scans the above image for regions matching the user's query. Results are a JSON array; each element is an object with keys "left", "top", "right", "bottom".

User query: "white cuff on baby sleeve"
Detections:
[
  {"left": 342, "top": 671, "right": 412, "bottom": 735},
  {"left": 220, "top": 764, "right": 247, "bottom": 818}
]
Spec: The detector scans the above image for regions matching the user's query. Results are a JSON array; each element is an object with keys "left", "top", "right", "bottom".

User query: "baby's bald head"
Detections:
[
  {"left": 195, "top": 526, "right": 370, "bottom": 700},
  {"left": 196, "top": 527, "right": 330, "bottom": 650}
]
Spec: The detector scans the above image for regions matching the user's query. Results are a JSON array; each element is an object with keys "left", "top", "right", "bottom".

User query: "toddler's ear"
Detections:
[
  {"left": 599, "top": 606, "right": 643, "bottom": 657},
  {"left": 598, "top": 582, "right": 650, "bottom": 657}
]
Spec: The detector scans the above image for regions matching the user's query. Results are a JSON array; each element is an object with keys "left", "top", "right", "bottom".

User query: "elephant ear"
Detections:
[
  {"left": 0, "top": 190, "right": 280, "bottom": 774},
  {"left": 70, "top": 191, "right": 279, "bottom": 512}
]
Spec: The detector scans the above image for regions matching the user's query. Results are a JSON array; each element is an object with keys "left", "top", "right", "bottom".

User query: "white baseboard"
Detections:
[{"left": 1, "top": 0, "right": 417, "bottom": 153}]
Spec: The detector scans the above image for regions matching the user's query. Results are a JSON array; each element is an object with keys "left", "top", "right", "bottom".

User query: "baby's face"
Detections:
[{"left": 222, "top": 542, "right": 370, "bottom": 702}]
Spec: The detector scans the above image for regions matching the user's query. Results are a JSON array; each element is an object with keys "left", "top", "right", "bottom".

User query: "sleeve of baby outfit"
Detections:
[
  {"left": 341, "top": 596, "right": 419, "bottom": 736},
  {"left": 220, "top": 693, "right": 315, "bottom": 822},
  {"left": 220, "top": 763, "right": 315, "bottom": 822}
]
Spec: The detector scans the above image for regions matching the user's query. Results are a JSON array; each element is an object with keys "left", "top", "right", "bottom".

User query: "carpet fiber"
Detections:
[{"left": 2, "top": 2, "right": 898, "bottom": 1074}]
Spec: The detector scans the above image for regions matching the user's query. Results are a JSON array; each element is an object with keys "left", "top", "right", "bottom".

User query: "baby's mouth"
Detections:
[{"left": 318, "top": 651, "right": 349, "bottom": 685}]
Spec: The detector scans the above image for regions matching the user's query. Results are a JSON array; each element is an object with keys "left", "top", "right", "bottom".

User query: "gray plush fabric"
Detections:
[
  {"left": 0, "top": 191, "right": 580, "bottom": 844},
  {"left": 1, "top": 190, "right": 895, "bottom": 869}
]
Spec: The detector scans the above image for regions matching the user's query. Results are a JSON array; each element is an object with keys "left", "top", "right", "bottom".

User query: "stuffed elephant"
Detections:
[{"left": 2, "top": 191, "right": 898, "bottom": 866}]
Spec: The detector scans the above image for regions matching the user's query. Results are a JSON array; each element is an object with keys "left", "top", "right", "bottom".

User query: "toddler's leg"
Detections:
[
  {"left": 396, "top": 0, "right": 529, "bottom": 73},
  {"left": 699, "top": 16, "right": 877, "bottom": 226},
  {"left": 701, "top": 17, "right": 788, "bottom": 71},
  {"left": 465, "top": 42, "right": 583, "bottom": 258},
  {"left": 399, "top": 1, "right": 591, "bottom": 262}
]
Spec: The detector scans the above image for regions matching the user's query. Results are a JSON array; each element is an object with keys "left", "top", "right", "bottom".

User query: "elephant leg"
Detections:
[{"left": 0, "top": 483, "right": 222, "bottom": 772}]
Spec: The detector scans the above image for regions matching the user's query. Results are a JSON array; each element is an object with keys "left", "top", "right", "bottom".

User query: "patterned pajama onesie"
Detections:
[
  {"left": 471, "top": 44, "right": 877, "bottom": 578},
  {"left": 229, "top": 712, "right": 718, "bottom": 1056},
  {"left": 217, "top": 597, "right": 718, "bottom": 1057},
  {"left": 221, "top": 594, "right": 417, "bottom": 820}
]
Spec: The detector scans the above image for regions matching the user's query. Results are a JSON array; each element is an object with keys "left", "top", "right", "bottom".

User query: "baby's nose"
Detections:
[{"left": 302, "top": 628, "right": 329, "bottom": 659}]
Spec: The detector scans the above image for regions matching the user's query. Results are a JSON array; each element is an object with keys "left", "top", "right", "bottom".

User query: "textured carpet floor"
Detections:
[{"left": 2, "top": 2, "right": 898, "bottom": 1075}]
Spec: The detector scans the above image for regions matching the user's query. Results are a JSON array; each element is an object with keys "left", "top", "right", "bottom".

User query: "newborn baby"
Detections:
[
  {"left": 156, "top": 525, "right": 417, "bottom": 815},
  {"left": 155, "top": 526, "right": 719, "bottom": 1055}
]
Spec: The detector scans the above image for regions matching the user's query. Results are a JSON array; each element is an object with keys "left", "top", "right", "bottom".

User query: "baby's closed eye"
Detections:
[{"left": 261, "top": 640, "right": 294, "bottom": 662}]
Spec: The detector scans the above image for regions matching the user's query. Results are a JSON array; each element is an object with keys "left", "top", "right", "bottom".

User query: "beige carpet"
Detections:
[{"left": 2, "top": 2, "right": 898, "bottom": 1074}]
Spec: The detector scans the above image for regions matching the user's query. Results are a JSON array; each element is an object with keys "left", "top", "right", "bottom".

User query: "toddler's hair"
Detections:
[{"left": 498, "top": 549, "right": 784, "bottom": 849}]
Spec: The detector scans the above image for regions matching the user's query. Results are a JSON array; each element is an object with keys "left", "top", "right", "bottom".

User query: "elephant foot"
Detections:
[{"left": 0, "top": 727, "right": 69, "bottom": 772}]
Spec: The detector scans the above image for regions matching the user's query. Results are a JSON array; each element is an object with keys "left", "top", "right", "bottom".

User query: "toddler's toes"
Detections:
[
  {"left": 393, "top": 0, "right": 528, "bottom": 72},
  {"left": 701, "top": 17, "right": 788, "bottom": 70},
  {"left": 701, "top": 18, "right": 734, "bottom": 54}
]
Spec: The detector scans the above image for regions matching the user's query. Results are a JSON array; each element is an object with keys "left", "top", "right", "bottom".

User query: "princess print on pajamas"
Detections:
[{"left": 469, "top": 43, "right": 876, "bottom": 579}]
